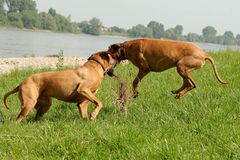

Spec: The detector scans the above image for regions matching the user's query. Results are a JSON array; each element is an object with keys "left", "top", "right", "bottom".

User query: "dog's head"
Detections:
[
  {"left": 108, "top": 43, "right": 127, "bottom": 62},
  {"left": 88, "top": 51, "right": 119, "bottom": 77}
]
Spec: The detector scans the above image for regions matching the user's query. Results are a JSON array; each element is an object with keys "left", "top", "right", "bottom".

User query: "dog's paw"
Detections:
[
  {"left": 175, "top": 94, "right": 181, "bottom": 99},
  {"left": 90, "top": 114, "right": 96, "bottom": 120},
  {"left": 171, "top": 90, "right": 177, "bottom": 94},
  {"left": 133, "top": 91, "right": 139, "bottom": 98},
  {"left": 82, "top": 117, "right": 89, "bottom": 121}
]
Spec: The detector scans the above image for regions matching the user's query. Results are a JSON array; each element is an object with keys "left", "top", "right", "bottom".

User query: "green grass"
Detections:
[{"left": 0, "top": 51, "right": 240, "bottom": 159}]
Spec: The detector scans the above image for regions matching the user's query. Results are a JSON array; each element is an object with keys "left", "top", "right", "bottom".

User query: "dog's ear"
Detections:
[
  {"left": 99, "top": 52, "right": 110, "bottom": 62},
  {"left": 87, "top": 55, "right": 93, "bottom": 60},
  {"left": 108, "top": 44, "right": 121, "bottom": 52}
]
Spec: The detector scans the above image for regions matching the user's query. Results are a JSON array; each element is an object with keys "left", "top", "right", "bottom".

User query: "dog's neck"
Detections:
[{"left": 87, "top": 57, "right": 106, "bottom": 72}]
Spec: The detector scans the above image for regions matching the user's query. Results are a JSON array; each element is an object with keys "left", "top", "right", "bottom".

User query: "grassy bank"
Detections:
[{"left": 0, "top": 51, "right": 239, "bottom": 159}]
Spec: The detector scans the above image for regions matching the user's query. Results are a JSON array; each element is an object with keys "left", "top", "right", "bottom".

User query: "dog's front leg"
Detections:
[
  {"left": 78, "top": 89, "right": 103, "bottom": 120},
  {"left": 77, "top": 100, "right": 90, "bottom": 120},
  {"left": 133, "top": 70, "right": 149, "bottom": 98}
]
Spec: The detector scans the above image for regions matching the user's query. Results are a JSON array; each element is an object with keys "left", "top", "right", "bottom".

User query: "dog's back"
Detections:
[{"left": 124, "top": 38, "right": 205, "bottom": 57}]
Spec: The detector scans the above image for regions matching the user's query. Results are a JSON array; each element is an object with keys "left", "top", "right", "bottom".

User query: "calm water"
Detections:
[
  {"left": 0, "top": 28, "right": 237, "bottom": 58},
  {"left": 0, "top": 28, "right": 129, "bottom": 58}
]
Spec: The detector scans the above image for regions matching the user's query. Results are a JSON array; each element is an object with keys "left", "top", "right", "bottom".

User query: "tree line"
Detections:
[
  {"left": 0, "top": 0, "right": 78, "bottom": 32},
  {"left": 1, "top": 0, "right": 240, "bottom": 46},
  {"left": 111, "top": 23, "right": 240, "bottom": 46}
]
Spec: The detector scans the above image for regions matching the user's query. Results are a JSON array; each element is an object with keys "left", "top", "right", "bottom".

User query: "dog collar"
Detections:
[{"left": 88, "top": 57, "right": 106, "bottom": 72}]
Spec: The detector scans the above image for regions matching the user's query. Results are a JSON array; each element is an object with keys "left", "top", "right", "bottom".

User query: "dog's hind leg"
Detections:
[
  {"left": 175, "top": 69, "right": 195, "bottom": 99},
  {"left": 35, "top": 97, "right": 52, "bottom": 121},
  {"left": 133, "top": 69, "right": 150, "bottom": 98},
  {"left": 174, "top": 56, "right": 204, "bottom": 98},
  {"left": 171, "top": 78, "right": 189, "bottom": 95},
  {"left": 77, "top": 100, "right": 90, "bottom": 120},
  {"left": 16, "top": 86, "right": 38, "bottom": 124}
]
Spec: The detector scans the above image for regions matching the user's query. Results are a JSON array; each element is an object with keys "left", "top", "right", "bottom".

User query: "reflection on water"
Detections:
[{"left": 0, "top": 28, "right": 238, "bottom": 58}]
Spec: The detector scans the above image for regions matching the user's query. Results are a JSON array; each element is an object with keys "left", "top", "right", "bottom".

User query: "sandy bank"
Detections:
[{"left": 0, "top": 57, "right": 87, "bottom": 76}]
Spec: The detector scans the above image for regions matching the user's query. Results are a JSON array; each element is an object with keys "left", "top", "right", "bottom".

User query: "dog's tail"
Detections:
[
  {"left": 205, "top": 56, "right": 229, "bottom": 84},
  {"left": 3, "top": 85, "right": 20, "bottom": 109}
]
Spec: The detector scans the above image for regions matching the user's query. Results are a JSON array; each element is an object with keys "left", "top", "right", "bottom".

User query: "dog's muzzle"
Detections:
[
  {"left": 107, "top": 60, "right": 119, "bottom": 77},
  {"left": 107, "top": 68, "right": 115, "bottom": 77}
]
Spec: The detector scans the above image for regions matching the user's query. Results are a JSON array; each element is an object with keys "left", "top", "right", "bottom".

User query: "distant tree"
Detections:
[
  {"left": 222, "top": 31, "right": 235, "bottom": 45},
  {"left": 164, "top": 25, "right": 184, "bottom": 40},
  {"left": 202, "top": 26, "right": 217, "bottom": 43},
  {"left": 174, "top": 25, "right": 184, "bottom": 40},
  {"left": 79, "top": 17, "right": 102, "bottom": 35},
  {"left": 164, "top": 28, "right": 176, "bottom": 39},
  {"left": 55, "top": 14, "right": 70, "bottom": 32},
  {"left": 236, "top": 34, "right": 240, "bottom": 45},
  {"left": 68, "top": 22, "right": 78, "bottom": 33},
  {"left": 19, "top": 0, "right": 37, "bottom": 12},
  {"left": 5, "top": 0, "right": 20, "bottom": 13},
  {"left": 217, "top": 35, "right": 225, "bottom": 45},
  {"left": 186, "top": 33, "right": 202, "bottom": 42},
  {"left": 54, "top": 14, "right": 77, "bottom": 32},
  {"left": 67, "top": 14, "right": 71, "bottom": 21},
  {"left": 7, "top": 12, "right": 23, "bottom": 28},
  {"left": 0, "top": 0, "right": 8, "bottom": 25},
  {"left": 128, "top": 24, "right": 153, "bottom": 37},
  {"left": 88, "top": 17, "right": 102, "bottom": 35},
  {"left": 39, "top": 12, "right": 57, "bottom": 30},
  {"left": 0, "top": 0, "right": 6, "bottom": 15},
  {"left": 48, "top": 8, "right": 56, "bottom": 17},
  {"left": 147, "top": 21, "right": 164, "bottom": 38},
  {"left": 175, "top": 25, "right": 183, "bottom": 35},
  {"left": 0, "top": 0, "right": 79, "bottom": 32},
  {"left": 21, "top": 10, "right": 40, "bottom": 28},
  {"left": 78, "top": 20, "right": 88, "bottom": 33},
  {"left": 0, "top": 15, "right": 8, "bottom": 24},
  {"left": 110, "top": 26, "right": 126, "bottom": 33}
]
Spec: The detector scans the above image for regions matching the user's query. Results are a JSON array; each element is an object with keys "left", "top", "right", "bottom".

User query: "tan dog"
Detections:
[
  {"left": 3, "top": 51, "right": 119, "bottom": 124},
  {"left": 108, "top": 38, "right": 228, "bottom": 99}
]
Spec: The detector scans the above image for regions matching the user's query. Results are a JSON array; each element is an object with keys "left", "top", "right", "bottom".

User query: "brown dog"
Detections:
[
  {"left": 108, "top": 38, "right": 228, "bottom": 99},
  {"left": 3, "top": 51, "right": 119, "bottom": 124}
]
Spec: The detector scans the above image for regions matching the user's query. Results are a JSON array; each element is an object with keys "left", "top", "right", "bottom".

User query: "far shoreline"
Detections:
[
  {"left": 1, "top": 27, "right": 240, "bottom": 59},
  {"left": 0, "top": 26, "right": 130, "bottom": 39},
  {"left": 1, "top": 26, "right": 239, "bottom": 49}
]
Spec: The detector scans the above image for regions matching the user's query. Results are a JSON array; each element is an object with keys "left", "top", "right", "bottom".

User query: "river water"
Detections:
[{"left": 0, "top": 28, "right": 238, "bottom": 58}]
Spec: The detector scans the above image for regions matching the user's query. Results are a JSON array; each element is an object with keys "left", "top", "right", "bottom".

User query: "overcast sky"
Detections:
[{"left": 35, "top": 0, "right": 240, "bottom": 35}]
